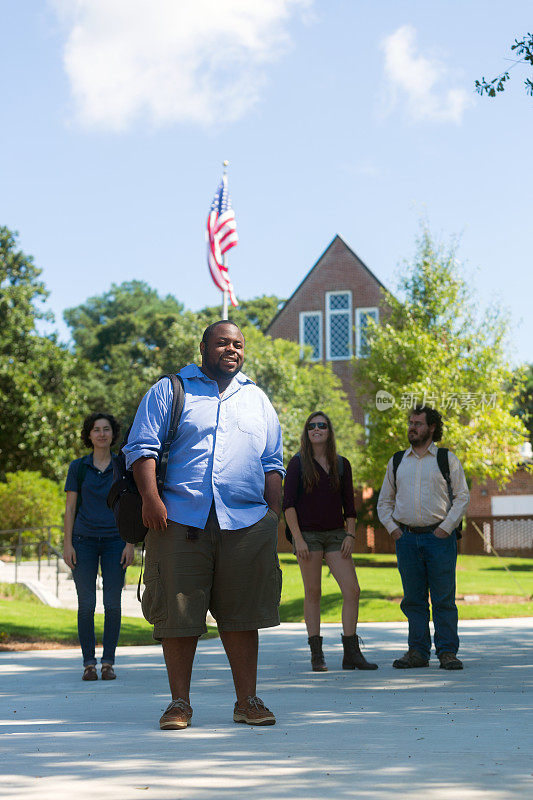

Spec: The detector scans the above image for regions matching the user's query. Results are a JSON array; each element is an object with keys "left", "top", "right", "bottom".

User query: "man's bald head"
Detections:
[{"left": 201, "top": 320, "right": 243, "bottom": 347}]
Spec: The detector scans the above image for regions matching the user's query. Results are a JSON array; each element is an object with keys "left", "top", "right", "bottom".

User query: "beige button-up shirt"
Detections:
[{"left": 376, "top": 442, "right": 470, "bottom": 535}]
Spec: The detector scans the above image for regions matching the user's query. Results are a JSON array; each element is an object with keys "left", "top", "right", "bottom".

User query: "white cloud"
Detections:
[
  {"left": 380, "top": 25, "right": 473, "bottom": 124},
  {"left": 51, "top": 0, "right": 310, "bottom": 131}
]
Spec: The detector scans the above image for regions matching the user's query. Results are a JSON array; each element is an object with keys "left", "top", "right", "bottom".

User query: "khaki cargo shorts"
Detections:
[
  {"left": 142, "top": 506, "right": 282, "bottom": 639},
  {"left": 293, "top": 528, "right": 347, "bottom": 554}
]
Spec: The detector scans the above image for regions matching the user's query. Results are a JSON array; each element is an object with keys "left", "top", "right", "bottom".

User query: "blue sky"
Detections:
[{"left": 1, "top": 1, "right": 532, "bottom": 364}]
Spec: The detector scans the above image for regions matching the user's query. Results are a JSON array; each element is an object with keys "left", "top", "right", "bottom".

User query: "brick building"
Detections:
[
  {"left": 268, "top": 234, "right": 533, "bottom": 556},
  {"left": 266, "top": 234, "right": 387, "bottom": 424}
]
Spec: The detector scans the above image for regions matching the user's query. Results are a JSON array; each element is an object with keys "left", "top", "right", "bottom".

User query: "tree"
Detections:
[
  {"left": 0, "top": 228, "right": 86, "bottom": 480},
  {"left": 64, "top": 281, "right": 188, "bottom": 425},
  {"left": 354, "top": 228, "right": 528, "bottom": 491},
  {"left": 197, "top": 295, "right": 283, "bottom": 333},
  {"left": 475, "top": 33, "right": 533, "bottom": 98},
  {"left": 241, "top": 326, "right": 363, "bottom": 470}
]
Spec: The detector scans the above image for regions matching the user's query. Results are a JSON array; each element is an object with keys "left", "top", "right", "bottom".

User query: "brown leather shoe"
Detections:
[
  {"left": 159, "top": 699, "right": 193, "bottom": 730},
  {"left": 233, "top": 696, "right": 276, "bottom": 726},
  {"left": 393, "top": 649, "right": 429, "bottom": 669},
  {"left": 439, "top": 652, "right": 463, "bottom": 670},
  {"left": 82, "top": 665, "right": 98, "bottom": 681},
  {"left": 101, "top": 664, "right": 117, "bottom": 680}
]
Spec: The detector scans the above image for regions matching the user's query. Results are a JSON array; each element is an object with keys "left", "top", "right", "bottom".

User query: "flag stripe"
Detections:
[{"left": 206, "top": 174, "right": 239, "bottom": 307}]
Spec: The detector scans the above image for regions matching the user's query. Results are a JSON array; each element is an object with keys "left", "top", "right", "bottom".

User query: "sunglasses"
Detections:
[{"left": 307, "top": 422, "right": 328, "bottom": 430}]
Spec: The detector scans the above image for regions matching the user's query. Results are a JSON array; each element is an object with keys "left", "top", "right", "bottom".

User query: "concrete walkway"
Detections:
[{"left": 1, "top": 620, "right": 532, "bottom": 800}]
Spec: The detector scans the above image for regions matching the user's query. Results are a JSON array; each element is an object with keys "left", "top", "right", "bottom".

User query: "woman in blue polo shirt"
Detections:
[{"left": 63, "top": 412, "right": 134, "bottom": 681}]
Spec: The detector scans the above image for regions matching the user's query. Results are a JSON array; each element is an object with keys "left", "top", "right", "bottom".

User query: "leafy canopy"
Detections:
[
  {"left": 475, "top": 33, "right": 533, "bottom": 98},
  {"left": 198, "top": 295, "right": 282, "bottom": 333},
  {"left": 0, "top": 228, "right": 86, "bottom": 480},
  {"left": 354, "top": 228, "right": 528, "bottom": 490}
]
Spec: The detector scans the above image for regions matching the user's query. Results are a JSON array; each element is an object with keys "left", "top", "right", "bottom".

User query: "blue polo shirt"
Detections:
[{"left": 65, "top": 454, "right": 120, "bottom": 538}]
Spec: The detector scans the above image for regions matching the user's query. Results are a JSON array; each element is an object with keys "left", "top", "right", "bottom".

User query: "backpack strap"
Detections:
[
  {"left": 436, "top": 448, "right": 453, "bottom": 505},
  {"left": 392, "top": 450, "right": 406, "bottom": 491},
  {"left": 157, "top": 373, "right": 185, "bottom": 494},
  {"left": 136, "top": 542, "right": 145, "bottom": 602},
  {"left": 436, "top": 447, "right": 463, "bottom": 538},
  {"left": 75, "top": 458, "right": 89, "bottom": 517}
]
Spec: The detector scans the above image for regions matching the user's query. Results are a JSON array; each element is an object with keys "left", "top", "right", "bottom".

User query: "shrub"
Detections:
[{"left": 0, "top": 471, "right": 63, "bottom": 549}]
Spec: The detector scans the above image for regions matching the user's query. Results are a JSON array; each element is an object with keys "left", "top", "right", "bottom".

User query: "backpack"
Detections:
[
  {"left": 284, "top": 453, "right": 345, "bottom": 544},
  {"left": 392, "top": 448, "right": 463, "bottom": 539},
  {"left": 107, "top": 373, "right": 185, "bottom": 545}
]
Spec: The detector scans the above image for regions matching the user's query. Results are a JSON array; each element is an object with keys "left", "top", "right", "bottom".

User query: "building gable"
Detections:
[{"left": 266, "top": 234, "right": 386, "bottom": 337}]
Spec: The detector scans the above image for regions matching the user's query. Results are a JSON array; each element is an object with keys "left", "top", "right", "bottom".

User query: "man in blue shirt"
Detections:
[{"left": 124, "top": 321, "right": 284, "bottom": 730}]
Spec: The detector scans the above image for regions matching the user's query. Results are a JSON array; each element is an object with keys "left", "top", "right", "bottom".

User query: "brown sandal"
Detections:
[
  {"left": 101, "top": 664, "right": 117, "bottom": 680},
  {"left": 82, "top": 665, "right": 98, "bottom": 681}
]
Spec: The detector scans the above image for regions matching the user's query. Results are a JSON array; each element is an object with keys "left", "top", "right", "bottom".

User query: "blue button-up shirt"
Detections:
[{"left": 123, "top": 364, "right": 284, "bottom": 530}]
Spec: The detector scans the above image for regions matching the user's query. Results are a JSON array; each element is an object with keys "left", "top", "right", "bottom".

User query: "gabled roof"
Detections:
[{"left": 265, "top": 234, "right": 389, "bottom": 334}]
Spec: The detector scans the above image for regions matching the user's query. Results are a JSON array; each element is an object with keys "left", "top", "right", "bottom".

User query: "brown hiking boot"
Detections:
[
  {"left": 308, "top": 635, "right": 328, "bottom": 671},
  {"left": 233, "top": 696, "right": 276, "bottom": 726},
  {"left": 101, "top": 664, "right": 116, "bottom": 680},
  {"left": 393, "top": 649, "right": 429, "bottom": 669},
  {"left": 82, "top": 665, "right": 98, "bottom": 681},
  {"left": 439, "top": 652, "right": 463, "bottom": 670},
  {"left": 159, "top": 699, "right": 193, "bottom": 730},
  {"left": 342, "top": 634, "right": 378, "bottom": 670}
]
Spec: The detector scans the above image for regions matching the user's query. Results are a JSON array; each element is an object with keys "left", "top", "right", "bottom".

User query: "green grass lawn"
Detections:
[
  {"left": 127, "top": 553, "right": 533, "bottom": 623},
  {"left": 0, "top": 583, "right": 217, "bottom": 648},
  {"left": 1, "top": 553, "right": 532, "bottom": 648},
  {"left": 276, "top": 553, "right": 533, "bottom": 622}
]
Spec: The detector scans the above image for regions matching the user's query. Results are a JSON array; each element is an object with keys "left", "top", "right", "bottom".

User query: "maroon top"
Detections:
[{"left": 282, "top": 454, "right": 357, "bottom": 532}]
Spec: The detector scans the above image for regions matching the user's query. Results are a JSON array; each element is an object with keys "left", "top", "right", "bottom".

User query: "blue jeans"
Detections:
[
  {"left": 72, "top": 534, "right": 125, "bottom": 666},
  {"left": 395, "top": 530, "right": 459, "bottom": 659}
]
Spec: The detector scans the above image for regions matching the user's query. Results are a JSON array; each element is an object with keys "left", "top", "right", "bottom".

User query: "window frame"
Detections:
[
  {"left": 299, "top": 310, "right": 323, "bottom": 361},
  {"left": 355, "top": 306, "right": 379, "bottom": 358},
  {"left": 325, "top": 290, "right": 353, "bottom": 361}
]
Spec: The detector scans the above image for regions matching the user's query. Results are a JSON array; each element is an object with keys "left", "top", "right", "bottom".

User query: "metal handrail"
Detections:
[{"left": 0, "top": 526, "right": 64, "bottom": 597}]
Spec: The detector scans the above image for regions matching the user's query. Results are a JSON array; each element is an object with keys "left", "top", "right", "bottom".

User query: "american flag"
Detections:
[{"left": 206, "top": 174, "right": 239, "bottom": 307}]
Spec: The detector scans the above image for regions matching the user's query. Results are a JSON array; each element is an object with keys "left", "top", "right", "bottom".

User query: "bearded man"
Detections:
[{"left": 377, "top": 405, "right": 469, "bottom": 670}]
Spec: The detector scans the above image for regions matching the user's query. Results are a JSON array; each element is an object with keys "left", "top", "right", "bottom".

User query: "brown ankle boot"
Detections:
[
  {"left": 308, "top": 635, "right": 328, "bottom": 671},
  {"left": 342, "top": 634, "right": 378, "bottom": 670}
]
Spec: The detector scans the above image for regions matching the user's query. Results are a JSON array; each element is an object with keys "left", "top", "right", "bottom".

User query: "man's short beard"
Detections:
[
  {"left": 410, "top": 432, "right": 431, "bottom": 446},
  {"left": 208, "top": 361, "right": 243, "bottom": 381}
]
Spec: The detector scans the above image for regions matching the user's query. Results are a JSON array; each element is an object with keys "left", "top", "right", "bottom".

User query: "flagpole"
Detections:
[
  {"left": 222, "top": 282, "right": 229, "bottom": 320},
  {"left": 221, "top": 160, "right": 230, "bottom": 319}
]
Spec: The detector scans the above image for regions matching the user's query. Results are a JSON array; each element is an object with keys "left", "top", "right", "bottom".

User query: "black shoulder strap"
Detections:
[
  {"left": 436, "top": 447, "right": 453, "bottom": 505},
  {"left": 392, "top": 450, "right": 405, "bottom": 491},
  {"left": 75, "top": 458, "right": 88, "bottom": 517},
  {"left": 436, "top": 447, "right": 462, "bottom": 537},
  {"left": 157, "top": 373, "right": 185, "bottom": 493}
]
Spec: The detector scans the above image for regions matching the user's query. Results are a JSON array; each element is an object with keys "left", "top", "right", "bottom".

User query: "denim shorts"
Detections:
[
  {"left": 293, "top": 528, "right": 347, "bottom": 554},
  {"left": 142, "top": 507, "right": 282, "bottom": 639}
]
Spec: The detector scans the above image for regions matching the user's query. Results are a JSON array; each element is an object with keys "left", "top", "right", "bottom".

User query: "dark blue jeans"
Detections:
[
  {"left": 72, "top": 534, "right": 125, "bottom": 666},
  {"left": 395, "top": 530, "right": 459, "bottom": 659}
]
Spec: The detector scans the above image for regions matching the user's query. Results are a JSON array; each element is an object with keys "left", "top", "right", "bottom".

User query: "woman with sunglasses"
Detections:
[{"left": 283, "top": 411, "right": 377, "bottom": 672}]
